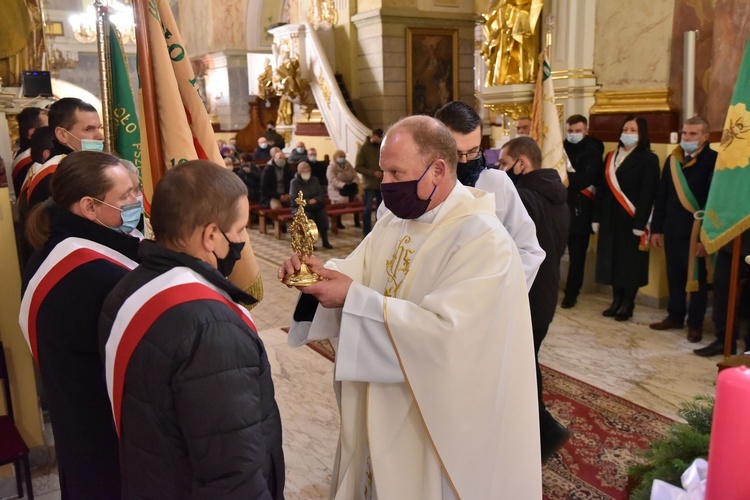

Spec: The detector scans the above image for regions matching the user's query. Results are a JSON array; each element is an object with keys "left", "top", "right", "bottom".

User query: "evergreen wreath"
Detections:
[{"left": 627, "top": 395, "right": 714, "bottom": 500}]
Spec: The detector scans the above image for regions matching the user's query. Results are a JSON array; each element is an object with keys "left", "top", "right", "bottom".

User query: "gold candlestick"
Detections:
[{"left": 282, "top": 192, "right": 323, "bottom": 286}]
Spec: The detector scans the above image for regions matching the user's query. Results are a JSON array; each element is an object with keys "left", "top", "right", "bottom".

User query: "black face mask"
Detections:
[
  {"left": 381, "top": 163, "right": 437, "bottom": 219},
  {"left": 456, "top": 152, "right": 486, "bottom": 187},
  {"left": 213, "top": 230, "right": 245, "bottom": 277}
]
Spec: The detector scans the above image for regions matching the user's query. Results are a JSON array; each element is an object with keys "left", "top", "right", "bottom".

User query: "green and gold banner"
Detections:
[
  {"left": 701, "top": 39, "right": 750, "bottom": 253},
  {"left": 109, "top": 24, "right": 142, "bottom": 179}
]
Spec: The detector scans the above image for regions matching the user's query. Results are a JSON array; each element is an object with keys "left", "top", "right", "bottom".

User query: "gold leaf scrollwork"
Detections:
[
  {"left": 385, "top": 235, "right": 413, "bottom": 298},
  {"left": 318, "top": 74, "right": 331, "bottom": 107}
]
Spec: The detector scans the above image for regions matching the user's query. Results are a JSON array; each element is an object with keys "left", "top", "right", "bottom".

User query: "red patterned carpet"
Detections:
[
  {"left": 286, "top": 333, "right": 673, "bottom": 499},
  {"left": 541, "top": 366, "right": 672, "bottom": 499}
]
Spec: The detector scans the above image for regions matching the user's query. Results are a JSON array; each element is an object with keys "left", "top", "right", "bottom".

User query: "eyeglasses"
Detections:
[{"left": 457, "top": 147, "right": 482, "bottom": 162}]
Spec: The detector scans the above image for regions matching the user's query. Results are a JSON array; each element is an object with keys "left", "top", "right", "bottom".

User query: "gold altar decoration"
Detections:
[
  {"left": 307, "top": 0, "right": 338, "bottom": 30},
  {"left": 481, "top": 0, "right": 544, "bottom": 87},
  {"left": 485, "top": 102, "right": 533, "bottom": 121},
  {"left": 273, "top": 55, "right": 315, "bottom": 124},
  {"left": 590, "top": 89, "right": 677, "bottom": 114},
  {"left": 258, "top": 58, "right": 275, "bottom": 100},
  {"left": 0, "top": 0, "right": 45, "bottom": 86},
  {"left": 282, "top": 192, "right": 323, "bottom": 287}
]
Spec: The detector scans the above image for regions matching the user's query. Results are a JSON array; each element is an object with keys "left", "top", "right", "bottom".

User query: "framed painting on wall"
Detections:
[{"left": 406, "top": 27, "right": 458, "bottom": 116}]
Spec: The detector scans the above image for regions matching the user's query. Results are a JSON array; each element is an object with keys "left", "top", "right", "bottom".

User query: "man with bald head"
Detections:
[{"left": 283, "top": 115, "right": 541, "bottom": 498}]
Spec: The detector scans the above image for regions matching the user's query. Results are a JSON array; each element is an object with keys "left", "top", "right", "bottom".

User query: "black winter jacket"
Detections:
[
  {"left": 260, "top": 161, "right": 295, "bottom": 207},
  {"left": 22, "top": 207, "right": 141, "bottom": 499},
  {"left": 99, "top": 241, "right": 285, "bottom": 499},
  {"left": 517, "top": 169, "right": 570, "bottom": 330}
]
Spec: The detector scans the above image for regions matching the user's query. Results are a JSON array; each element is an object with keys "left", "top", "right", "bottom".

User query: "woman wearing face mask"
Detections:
[
  {"left": 290, "top": 162, "right": 333, "bottom": 249},
  {"left": 593, "top": 115, "right": 660, "bottom": 321},
  {"left": 327, "top": 149, "right": 361, "bottom": 228},
  {"left": 20, "top": 151, "right": 142, "bottom": 500}
]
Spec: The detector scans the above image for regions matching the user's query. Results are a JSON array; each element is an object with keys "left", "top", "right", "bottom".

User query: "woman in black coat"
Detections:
[
  {"left": 21, "top": 151, "right": 142, "bottom": 499},
  {"left": 593, "top": 115, "right": 660, "bottom": 321}
]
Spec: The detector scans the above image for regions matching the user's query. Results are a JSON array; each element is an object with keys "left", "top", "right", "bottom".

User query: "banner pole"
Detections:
[
  {"left": 723, "top": 236, "right": 742, "bottom": 357},
  {"left": 95, "top": 0, "right": 114, "bottom": 151},
  {"left": 132, "top": 0, "right": 164, "bottom": 186}
]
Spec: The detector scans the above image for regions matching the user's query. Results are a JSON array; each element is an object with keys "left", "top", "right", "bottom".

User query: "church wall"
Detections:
[
  {"left": 704, "top": 0, "right": 750, "bottom": 130},
  {"left": 352, "top": 8, "right": 476, "bottom": 130},
  {"left": 178, "top": 0, "right": 248, "bottom": 55},
  {"left": 593, "top": 0, "right": 675, "bottom": 92}
]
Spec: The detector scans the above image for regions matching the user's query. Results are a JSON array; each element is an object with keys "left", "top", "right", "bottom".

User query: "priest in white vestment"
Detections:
[{"left": 282, "top": 116, "right": 542, "bottom": 499}]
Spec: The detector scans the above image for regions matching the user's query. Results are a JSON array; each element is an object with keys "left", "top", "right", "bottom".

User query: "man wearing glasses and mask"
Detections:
[{"left": 435, "top": 101, "right": 544, "bottom": 289}]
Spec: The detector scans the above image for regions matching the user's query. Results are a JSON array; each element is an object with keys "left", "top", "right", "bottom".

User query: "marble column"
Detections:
[
  {"left": 205, "top": 50, "right": 251, "bottom": 131},
  {"left": 547, "top": 0, "right": 600, "bottom": 119},
  {"left": 705, "top": 0, "right": 750, "bottom": 130}
]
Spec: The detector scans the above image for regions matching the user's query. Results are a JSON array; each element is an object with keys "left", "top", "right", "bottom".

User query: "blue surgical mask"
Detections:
[
  {"left": 680, "top": 141, "right": 700, "bottom": 155},
  {"left": 566, "top": 133, "right": 584, "bottom": 144},
  {"left": 81, "top": 139, "right": 105, "bottom": 151},
  {"left": 296, "top": 147, "right": 305, "bottom": 154},
  {"left": 66, "top": 129, "right": 104, "bottom": 151},
  {"left": 336, "top": 157, "right": 346, "bottom": 165},
  {"left": 94, "top": 198, "right": 143, "bottom": 234},
  {"left": 308, "top": 155, "right": 317, "bottom": 162},
  {"left": 620, "top": 133, "right": 639, "bottom": 148}
]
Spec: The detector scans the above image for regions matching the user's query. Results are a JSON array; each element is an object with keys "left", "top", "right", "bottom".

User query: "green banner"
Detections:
[
  {"left": 701, "top": 39, "right": 750, "bottom": 253},
  {"left": 109, "top": 24, "right": 142, "bottom": 181}
]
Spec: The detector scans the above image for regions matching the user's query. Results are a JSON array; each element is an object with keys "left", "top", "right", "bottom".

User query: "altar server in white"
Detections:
[{"left": 282, "top": 115, "right": 541, "bottom": 499}]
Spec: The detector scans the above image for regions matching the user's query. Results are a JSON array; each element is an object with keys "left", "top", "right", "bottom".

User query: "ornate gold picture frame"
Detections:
[{"left": 406, "top": 27, "right": 459, "bottom": 116}]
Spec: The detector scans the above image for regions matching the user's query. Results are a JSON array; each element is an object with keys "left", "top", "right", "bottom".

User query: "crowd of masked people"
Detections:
[
  {"left": 218, "top": 120, "right": 388, "bottom": 249},
  {"left": 7, "top": 96, "right": 748, "bottom": 499},
  {"left": 546, "top": 113, "right": 748, "bottom": 358}
]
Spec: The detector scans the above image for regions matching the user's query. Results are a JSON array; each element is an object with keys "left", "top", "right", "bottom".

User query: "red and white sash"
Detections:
[
  {"left": 27, "top": 154, "right": 66, "bottom": 201},
  {"left": 18, "top": 237, "right": 138, "bottom": 363},
  {"left": 104, "top": 267, "right": 257, "bottom": 436},
  {"left": 604, "top": 151, "right": 651, "bottom": 250},
  {"left": 18, "top": 162, "right": 39, "bottom": 201},
  {"left": 604, "top": 151, "right": 636, "bottom": 217},
  {"left": 580, "top": 185, "right": 596, "bottom": 201},
  {"left": 11, "top": 149, "right": 32, "bottom": 182}
]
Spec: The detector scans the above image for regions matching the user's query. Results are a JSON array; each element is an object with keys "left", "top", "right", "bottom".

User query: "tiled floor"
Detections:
[{"left": 2, "top": 216, "right": 724, "bottom": 499}]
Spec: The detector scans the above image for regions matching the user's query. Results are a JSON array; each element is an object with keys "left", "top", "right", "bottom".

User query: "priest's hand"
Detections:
[
  {"left": 301, "top": 259, "right": 353, "bottom": 309},
  {"left": 279, "top": 253, "right": 319, "bottom": 280}
]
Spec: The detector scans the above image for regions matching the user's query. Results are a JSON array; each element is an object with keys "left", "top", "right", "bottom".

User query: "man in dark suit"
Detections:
[
  {"left": 650, "top": 116, "right": 716, "bottom": 342},
  {"left": 561, "top": 115, "right": 604, "bottom": 308}
]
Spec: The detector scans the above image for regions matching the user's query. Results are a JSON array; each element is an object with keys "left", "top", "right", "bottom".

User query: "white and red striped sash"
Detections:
[
  {"left": 104, "top": 267, "right": 257, "bottom": 437},
  {"left": 11, "top": 149, "right": 32, "bottom": 180},
  {"left": 604, "top": 151, "right": 636, "bottom": 217},
  {"left": 18, "top": 163, "right": 39, "bottom": 199},
  {"left": 19, "top": 237, "right": 137, "bottom": 363},
  {"left": 27, "top": 154, "right": 66, "bottom": 201}
]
